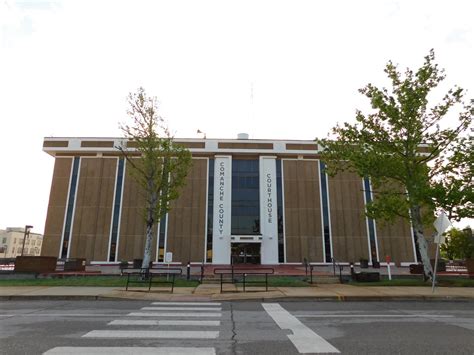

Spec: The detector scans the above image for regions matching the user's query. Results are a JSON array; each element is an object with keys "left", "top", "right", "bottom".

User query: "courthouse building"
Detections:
[{"left": 41, "top": 135, "right": 419, "bottom": 265}]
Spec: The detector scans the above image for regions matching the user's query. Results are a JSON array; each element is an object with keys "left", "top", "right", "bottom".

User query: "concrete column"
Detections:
[
  {"left": 212, "top": 156, "right": 232, "bottom": 264},
  {"left": 259, "top": 156, "right": 278, "bottom": 264}
]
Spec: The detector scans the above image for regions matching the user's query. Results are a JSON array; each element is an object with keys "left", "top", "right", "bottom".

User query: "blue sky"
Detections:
[{"left": 0, "top": 0, "right": 472, "bottom": 233}]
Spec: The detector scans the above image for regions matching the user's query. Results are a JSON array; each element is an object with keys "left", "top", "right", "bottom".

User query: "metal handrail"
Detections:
[
  {"left": 308, "top": 258, "right": 344, "bottom": 284},
  {"left": 331, "top": 257, "right": 344, "bottom": 283},
  {"left": 213, "top": 267, "right": 274, "bottom": 292},
  {"left": 200, "top": 263, "right": 205, "bottom": 283}
]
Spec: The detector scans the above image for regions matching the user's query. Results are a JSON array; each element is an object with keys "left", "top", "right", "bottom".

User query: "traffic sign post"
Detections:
[{"left": 432, "top": 212, "right": 451, "bottom": 293}]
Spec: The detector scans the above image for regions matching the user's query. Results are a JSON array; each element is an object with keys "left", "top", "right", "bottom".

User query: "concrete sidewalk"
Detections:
[{"left": 1, "top": 284, "right": 473, "bottom": 302}]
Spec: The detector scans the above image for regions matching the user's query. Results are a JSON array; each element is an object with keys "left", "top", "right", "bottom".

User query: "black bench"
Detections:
[{"left": 123, "top": 267, "right": 182, "bottom": 292}]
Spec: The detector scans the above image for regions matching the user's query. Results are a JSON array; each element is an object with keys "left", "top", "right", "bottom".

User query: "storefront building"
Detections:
[{"left": 41, "top": 136, "right": 418, "bottom": 265}]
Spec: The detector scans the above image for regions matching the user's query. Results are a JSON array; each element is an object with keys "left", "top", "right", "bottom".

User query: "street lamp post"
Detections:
[{"left": 21, "top": 225, "right": 33, "bottom": 256}]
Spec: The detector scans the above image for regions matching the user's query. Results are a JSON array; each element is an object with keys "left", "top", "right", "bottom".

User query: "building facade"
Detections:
[
  {"left": 0, "top": 227, "right": 43, "bottom": 258},
  {"left": 41, "top": 136, "right": 419, "bottom": 265}
]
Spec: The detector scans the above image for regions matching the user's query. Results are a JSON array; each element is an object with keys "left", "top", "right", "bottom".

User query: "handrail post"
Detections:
[
  {"left": 332, "top": 257, "right": 336, "bottom": 276},
  {"left": 200, "top": 263, "right": 204, "bottom": 283},
  {"left": 220, "top": 273, "right": 223, "bottom": 293},
  {"left": 231, "top": 265, "right": 234, "bottom": 283},
  {"left": 243, "top": 273, "right": 246, "bottom": 292},
  {"left": 310, "top": 265, "right": 313, "bottom": 284},
  {"left": 265, "top": 273, "right": 268, "bottom": 291}
]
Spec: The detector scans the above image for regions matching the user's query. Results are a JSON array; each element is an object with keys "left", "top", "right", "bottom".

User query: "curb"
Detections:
[{"left": 1, "top": 295, "right": 473, "bottom": 302}]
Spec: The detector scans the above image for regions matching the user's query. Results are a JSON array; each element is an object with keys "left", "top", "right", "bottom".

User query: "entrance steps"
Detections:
[
  {"left": 201, "top": 275, "right": 233, "bottom": 284},
  {"left": 309, "top": 276, "right": 341, "bottom": 284}
]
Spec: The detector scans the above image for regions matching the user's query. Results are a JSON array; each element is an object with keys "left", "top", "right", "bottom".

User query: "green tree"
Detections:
[
  {"left": 441, "top": 227, "right": 474, "bottom": 260},
  {"left": 431, "top": 136, "right": 473, "bottom": 221},
  {"left": 317, "top": 50, "right": 473, "bottom": 280},
  {"left": 118, "top": 87, "right": 192, "bottom": 269}
]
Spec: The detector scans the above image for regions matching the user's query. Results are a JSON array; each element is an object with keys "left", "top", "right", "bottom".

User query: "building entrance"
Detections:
[{"left": 231, "top": 243, "right": 261, "bottom": 264}]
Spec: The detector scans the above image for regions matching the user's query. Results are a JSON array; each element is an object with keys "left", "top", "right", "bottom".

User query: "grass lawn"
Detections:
[
  {"left": 350, "top": 277, "right": 474, "bottom": 287},
  {"left": 243, "top": 276, "right": 310, "bottom": 287},
  {"left": 1, "top": 275, "right": 472, "bottom": 287},
  {"left": 0, "top": 276, "right": 200, "bottom": 287},
  {"left": 0, "top": 275, "right": 311, "bottom": 287}
]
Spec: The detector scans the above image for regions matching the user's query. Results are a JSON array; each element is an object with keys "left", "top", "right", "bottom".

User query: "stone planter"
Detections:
[
  {"left": 409, "top": 264, "right": 424, "bottom": 274},
  {"left": 64, "top": 258, "right": 86, "bottom": 272},
  {"left": 466, "top": 259, "right": 474, "bottom": 278},
  {"left": 354, "top": 272, "right": 380, "bottom": 282},
  {"left": 14, "top": 256, "right": 57, "bottom": 273}
]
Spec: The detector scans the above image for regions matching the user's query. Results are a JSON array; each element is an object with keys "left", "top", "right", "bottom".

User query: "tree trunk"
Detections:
[
  {"left": 142, "top": 213, "right": 154, "bottom": 270},
  {"left": 410, "top": 205, "right": 434, "bottom": 281}
]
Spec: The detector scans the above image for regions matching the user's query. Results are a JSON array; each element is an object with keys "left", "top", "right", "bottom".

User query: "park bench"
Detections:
[{"left": 123, "top": 266, "right": 182, "bottom": 292}]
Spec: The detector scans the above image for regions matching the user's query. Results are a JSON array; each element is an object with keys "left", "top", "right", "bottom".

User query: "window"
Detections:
[
  {"left": 363, "top": 177, "right": 378, "bottom": 261},
  {"left": 108, "top": 157, "right": 124, "bottom": 262},
  {"left": 32, "top": 240, "right": 36, "bottom": 246},
  {"left": 276, "top": 159, "right": 284, "bottom": 263},
  {"left": 320, "top": 161, "right": 332, "bottom": 262},
  {"left": 157, "top": 216, "right": 167, "bottom": 262},
  {"left": 231, "top": 159, "right": 260, "bottom": 235},
  {"left": 2, "top": 237, "right": 6, "bottom": 244},
  {"left": 61, "top": 156, "right": 80, "bottom": 258}
]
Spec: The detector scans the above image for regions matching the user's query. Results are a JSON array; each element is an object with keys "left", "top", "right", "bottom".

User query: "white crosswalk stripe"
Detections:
[
  {"left": 141, "top": 306, "right": 222, "bottom": 311},
  {"left": 263, "top": 303, "right": 340, "bottom": 354},
  {"left": 151, "top": 302, "right": 221, "bottom": 306},
  {"left": 108, "top": 319, "right": 221, "bottom": 326},
  {"left": 43, "top": 302, "right": 223, "bottom": 354},
  {"left": 44, "top": 347, "right": 216, "bottom": 355},
  {"left": 83, "top": 330, "right": 219, "bottom": 339},
  {"left": 128, "top": 312, "right": 222, "bottom": 317}
]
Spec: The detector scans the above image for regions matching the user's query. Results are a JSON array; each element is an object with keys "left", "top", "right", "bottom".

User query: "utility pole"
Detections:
[{"left": 21, "top": 225, "right": 33, "bottom": 256}]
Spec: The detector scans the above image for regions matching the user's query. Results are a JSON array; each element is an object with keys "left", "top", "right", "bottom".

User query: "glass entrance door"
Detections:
[{"left": 231, "top": 243, "right": 261, "bottom": 264}]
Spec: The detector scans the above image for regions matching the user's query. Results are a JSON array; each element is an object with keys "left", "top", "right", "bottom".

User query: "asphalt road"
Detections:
[{"left": 1, "top": 300, "right": 473, "bottom": 355}]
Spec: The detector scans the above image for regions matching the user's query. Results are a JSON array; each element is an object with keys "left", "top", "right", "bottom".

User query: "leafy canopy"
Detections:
[
  {"left": 441, "top": 227, "right": 474, "bottom": 260},
  {"left": 118, "top": 87, "right": 192, "bottom": 224},
  {"left": 317, "top": 50, "right": 473, "bottom": 225}
]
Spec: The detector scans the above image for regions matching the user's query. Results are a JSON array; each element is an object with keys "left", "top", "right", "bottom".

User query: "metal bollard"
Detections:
[{"left": 186, "top": 262, "right": 191, "bottom": 280}]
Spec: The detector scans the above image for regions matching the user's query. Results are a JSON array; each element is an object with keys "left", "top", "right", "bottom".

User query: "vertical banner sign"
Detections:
[
  {"left": 260, "top": 156, "right": 279, "bottom": 264},
  {"left": 212, "top": 156, "right": 232, "bottom": 264}
]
